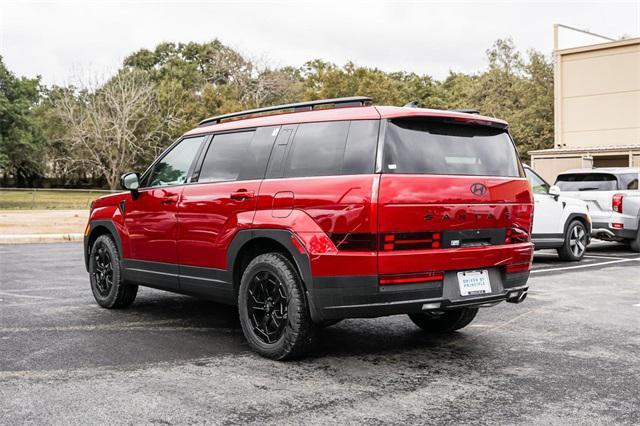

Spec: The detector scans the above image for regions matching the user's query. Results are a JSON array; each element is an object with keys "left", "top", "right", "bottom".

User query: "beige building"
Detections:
[{"left": 529, "top": 32, "right": 640, "bottom": 182}]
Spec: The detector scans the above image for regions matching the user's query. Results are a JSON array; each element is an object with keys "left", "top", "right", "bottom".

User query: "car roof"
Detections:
[
  {"left": 184, "top": 105, "right": 508, "bottom": 137},
  {"left": 559, "top": 167, "right": 640, "bottom": 175}
]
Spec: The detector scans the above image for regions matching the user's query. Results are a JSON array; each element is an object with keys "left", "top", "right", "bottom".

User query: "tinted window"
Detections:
[
  {"left": 342, "top": 120, "right": 379, "bottom": 174},
  {"left": 198, "top": 126, "right": 277, "bottom": 183},
  {"left": 285, "top": 121, "right": 350, "bottom": 177},
  {"left": 147, "top": 136, "right": 204, "bottom": 187},
  {"left": 525, "top": 168, "right": 549, "bottom": 194},
  {"left": 383, "top": 119, "right": 522, "bottom": 177},
  {"left": 555, "top": 173, "right": 618, "bottom": 191},
  {"left": 619, "top": 173, "right": 639, "bottom": 190}
]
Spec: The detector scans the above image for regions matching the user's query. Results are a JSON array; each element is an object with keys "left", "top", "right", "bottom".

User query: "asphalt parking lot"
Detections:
[{"left": 1, "top": 242, "right": 639, "bottom": 424}]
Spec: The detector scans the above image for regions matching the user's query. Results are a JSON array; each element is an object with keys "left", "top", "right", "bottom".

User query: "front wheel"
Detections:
[
  {"left": 408, "top": 308, "right": 478, "bottom": 333},
  {"left": 238, "top": 253, "right": 315, "bottom": 360},
  {"left": 557, "top": 220, "right": 588, "bottom": 261},
  {"left": 89, "top": 234, "right": 138, "bottom": 308}
]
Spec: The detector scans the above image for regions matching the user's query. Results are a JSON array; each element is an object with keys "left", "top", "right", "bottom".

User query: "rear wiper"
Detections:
[{"left": 578, "top": 187, "right": 599, "bottom": 191}]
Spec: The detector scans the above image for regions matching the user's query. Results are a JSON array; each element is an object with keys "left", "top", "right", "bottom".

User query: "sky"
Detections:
[{"left": 1, "top": 0, "right": 639, "bottom": 86}]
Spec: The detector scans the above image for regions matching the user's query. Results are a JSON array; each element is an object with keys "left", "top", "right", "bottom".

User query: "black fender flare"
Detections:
[
  {"left": 227, "top": 229, "right": 322, "bottom": 322},
  {"left": 84, "top": 220, "right": 123, "bottom": 272}
]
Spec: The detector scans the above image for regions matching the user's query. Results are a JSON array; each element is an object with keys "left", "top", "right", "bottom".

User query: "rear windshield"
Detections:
[
  {"left": 555, "top": 173, "right": 618, "bottom": 191},
  {"left": 383, "top": 119, "right": 522, "bottom": 177}
]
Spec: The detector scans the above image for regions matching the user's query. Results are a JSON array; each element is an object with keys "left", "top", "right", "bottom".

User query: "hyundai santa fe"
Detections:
[{"left": 84, "top": 96, "right": 534, "bottom": 359}]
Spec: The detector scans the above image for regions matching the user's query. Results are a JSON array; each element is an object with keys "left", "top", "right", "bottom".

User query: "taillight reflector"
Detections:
[
  {"left": 506, "top": 262, "right": 531, "bottom": 273},
  {"left": 379, "top": 271, "right": 444, "bottom": 285},
  {"left": 612, "top": 223, "right": 624, "bottom": 229}
]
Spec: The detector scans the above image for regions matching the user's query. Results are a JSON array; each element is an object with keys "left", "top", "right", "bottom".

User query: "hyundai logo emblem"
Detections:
[{"left": 470, "top": 183, "right": 487, "bottom": 196}]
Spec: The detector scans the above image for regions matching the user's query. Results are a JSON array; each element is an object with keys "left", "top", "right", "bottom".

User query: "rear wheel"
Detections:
[
  {"left": 629, "top": 230, "right": 640, "bottom": 253},
  {"left": 557, "top": 220, "right": 588, "bottom": 261},
  {"left": 408, "top": 308, "right": 478, "bottom": 333},
  {"left": 238, "top": 253, "right": 315, "bottom": 360},
  {"left": 89, "top": 234, "right": 138, "bottom": 308}
]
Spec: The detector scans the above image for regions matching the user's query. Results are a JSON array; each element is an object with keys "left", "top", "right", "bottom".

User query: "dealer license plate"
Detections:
[{"left": 457, "top": 270, "right": 491, "bottom": 296}]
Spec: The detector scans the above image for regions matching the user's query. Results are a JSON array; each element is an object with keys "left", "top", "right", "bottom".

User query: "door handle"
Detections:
[
  {"left": 230, "top": 190, "right": 255, "bottom": 200},
  {"left": 160, "top": 197, "right": 177, "bottom": 205}
]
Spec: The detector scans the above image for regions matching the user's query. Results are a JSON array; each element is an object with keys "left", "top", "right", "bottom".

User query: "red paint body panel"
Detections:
[{"left": 177, "top": 180, "right": 261, "bottom": 269}]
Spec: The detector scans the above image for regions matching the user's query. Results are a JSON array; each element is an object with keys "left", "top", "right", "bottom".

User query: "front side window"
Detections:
[
  {"left": 555, "top": 173, "right": 618, "bottom": 191},
  {"left": 383, "top": 118, "right": 522, "bottom": 177},
  {"left": 525, "top": 168, "right": 550, "bottom": 194},
  {"left": 147, "top": 136, "right": 204, "bottom": 187}
]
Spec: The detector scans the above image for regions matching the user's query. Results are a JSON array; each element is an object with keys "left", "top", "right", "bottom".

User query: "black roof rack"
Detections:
[
  {"left": 449, "top": 108, "right": 480, "bottom": 115},
  {"left": 199, "top": 96, "right": 372, "bottom": 126}
]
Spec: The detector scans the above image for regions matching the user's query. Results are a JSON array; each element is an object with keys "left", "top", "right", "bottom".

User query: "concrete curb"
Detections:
[{"left": 0, "top": 233, "right": 83, "bottom": 244}]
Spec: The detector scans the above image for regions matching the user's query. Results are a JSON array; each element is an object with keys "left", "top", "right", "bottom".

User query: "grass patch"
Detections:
[{"left": 0, "top": 189, "right": 113, "bottom": 210}]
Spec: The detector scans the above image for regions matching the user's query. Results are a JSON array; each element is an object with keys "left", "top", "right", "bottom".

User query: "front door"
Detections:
[
  {"left": 123, "top": 135, "right": 206, "bottom": 289},
  {"left": 525, "top": 168, "right": 564, "bottom": 236}
]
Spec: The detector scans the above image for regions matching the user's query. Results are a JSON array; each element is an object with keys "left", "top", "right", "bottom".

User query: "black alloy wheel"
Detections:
[
  {"left": 93, "top": 241, "right": 114, "bottom": 297},
  {"left": 247, "top": 270, "right": 289, "bottom": 344}
]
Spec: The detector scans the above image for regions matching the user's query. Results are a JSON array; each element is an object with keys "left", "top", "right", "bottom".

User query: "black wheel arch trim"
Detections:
[
  {"left": 227, "top": 228, "right": 322, "bottom": 322},
  {"left": 564, "top": 213, "right": 591, "bottom": 239},
  {"left": 84, "top": 220, "right": 123, "bottom": 272}
]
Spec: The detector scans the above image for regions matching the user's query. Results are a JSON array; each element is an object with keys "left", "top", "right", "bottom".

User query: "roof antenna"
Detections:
[{"left": 403, "top": 101, "right": 419, "bottom": 108}]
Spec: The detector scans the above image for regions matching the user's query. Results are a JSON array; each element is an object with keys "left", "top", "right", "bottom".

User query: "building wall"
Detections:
[
  {"left": 556, "top": 40, "right": 640, "bottom": 150},
  {"left": 530, "top": 156, "right": 584, "bottom": 183}
]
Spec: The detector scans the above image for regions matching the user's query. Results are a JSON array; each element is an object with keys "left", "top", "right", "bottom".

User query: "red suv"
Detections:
[{"left": 84, "top": 97, "right": 533, "bottom": 359}]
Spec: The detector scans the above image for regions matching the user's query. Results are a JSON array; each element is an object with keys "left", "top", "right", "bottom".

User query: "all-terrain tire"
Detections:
[
  {"left": 557, "top": 220, "right": 588, "bottom": 261},
  {"left": 89, "top": 234, "right": 138, "bottom": 308},
  {"left": 408, "top": 308, "right": 478, "bottom": 333},
  {"left": 238, "top": 253, "right": 315, "bottom": 360}
]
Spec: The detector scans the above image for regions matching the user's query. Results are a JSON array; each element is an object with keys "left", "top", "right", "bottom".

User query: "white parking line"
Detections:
[
  {"left": 531, "top": 258, "right": 639, "bottom": 274},
  {"left": 584, "top": 255, "right": 638, "bottom": 260},
  {"left": 0, "top": 291, "right": 58, "bottom": 300}
]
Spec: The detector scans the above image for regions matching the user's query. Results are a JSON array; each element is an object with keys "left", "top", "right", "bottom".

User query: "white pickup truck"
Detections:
[{"left": 554, "top": 167, "right": 640, "bottom": 252}]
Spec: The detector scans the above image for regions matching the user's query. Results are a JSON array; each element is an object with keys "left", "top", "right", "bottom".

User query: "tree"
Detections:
[
  {"left": 52, "top": 69, "right": 175, "bottom": 189},
  {"left": 0, "top": 56, "right": 46, "bottom": 187}
]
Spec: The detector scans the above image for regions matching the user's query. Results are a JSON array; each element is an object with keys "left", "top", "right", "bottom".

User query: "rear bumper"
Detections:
[
  {"left": 310, "top": 269, "right": 530, "bottom": 320},
  {"left": 592, "top": 222, "right": 637, "bottom": 240}
]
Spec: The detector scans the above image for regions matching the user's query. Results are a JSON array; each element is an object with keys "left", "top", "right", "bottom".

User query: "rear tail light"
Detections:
[
  {"left": 380, "top": 232, "right": 442, "bottom": 251},
  {"left": 329, "top": 233, "right": 377, "bottom": 251},
  {"left": 379, "top": 271, "right": 444, "bottom": 285},
  {"left": 505, "top": 227, "right": 530, "bottom": 244},
  {"left": 612, "top": 193, "right": 624, "bottom": 213}
]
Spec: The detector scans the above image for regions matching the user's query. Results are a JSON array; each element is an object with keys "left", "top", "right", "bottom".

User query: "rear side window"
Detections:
[
  {"left": 282, "top": 120, "right": 378, "bottom": 178},
  {"left": 383, "top": 119, "right": 522, "bottom": 177},
  {"left": 198, "top": 126, "right": 277, "bottom": 183},
  {"left": 619, "top": 173, "right": 639, "bottom": 190},
  {"left": 555, "top": 173, "right": 618, "bottom": 191},
  {"left": 285, "top": 121, "right": 350, "bottom": 177}
]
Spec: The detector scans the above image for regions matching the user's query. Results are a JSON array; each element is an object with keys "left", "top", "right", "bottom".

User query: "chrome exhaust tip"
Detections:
[{"left": 506, "top": 290, "right": 527, "bottom": 304}]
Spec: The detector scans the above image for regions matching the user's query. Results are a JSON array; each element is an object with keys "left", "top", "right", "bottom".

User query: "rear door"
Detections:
[
  {"left": 377, "top": 117, "right": 532, "bottom": 275},
  {"left": 177, "top": 126, "right": 278, "bottom": 296}
]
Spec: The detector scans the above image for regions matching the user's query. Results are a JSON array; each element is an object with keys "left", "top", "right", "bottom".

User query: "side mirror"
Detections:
[
  {"left": 548, "top": 185, "right": 561, "bottom": 200},
  {"left": 120, "top": 173, "right": 140, "bottom": 198}
]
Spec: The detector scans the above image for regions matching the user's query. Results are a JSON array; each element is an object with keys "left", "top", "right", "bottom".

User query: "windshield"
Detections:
[
  {"left": 555, "top": 173, "right": 618, "bottom": 191},
  {"left": 383, "top": 119, "right": 523, "bottom": 177}
]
